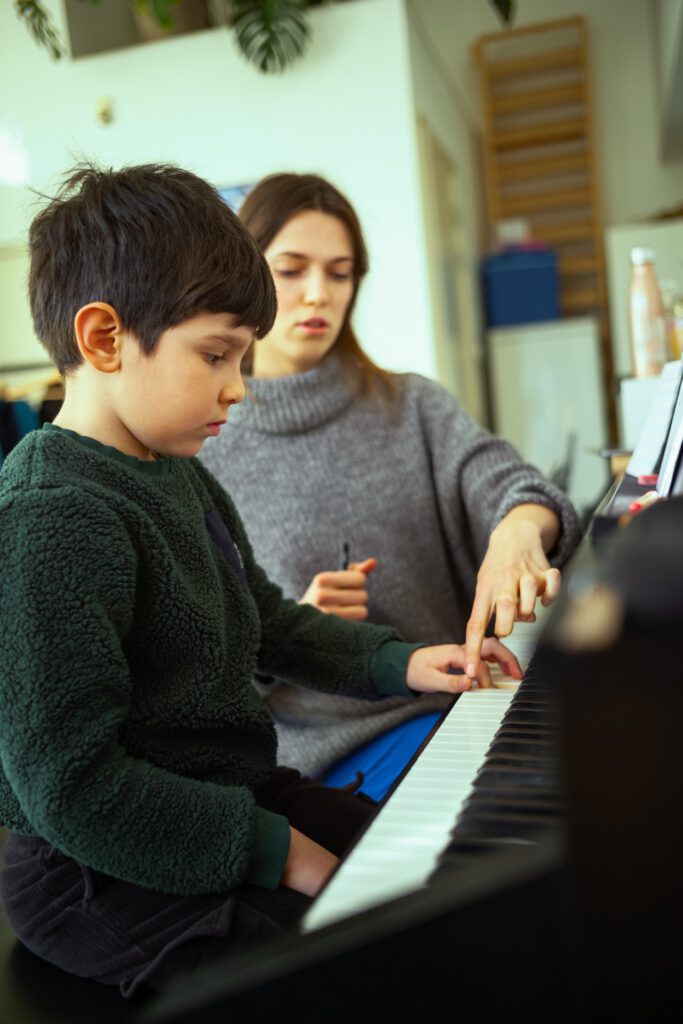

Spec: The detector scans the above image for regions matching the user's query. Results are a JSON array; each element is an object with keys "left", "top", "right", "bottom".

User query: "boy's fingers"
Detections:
[
  {"left": 473, "top": 661, "right": 492, "bottom": 688},
  {"left": 443, "top": 666, "right": 472, "bottom": 693},
  {"left": 482, "top": 638, "right": 523, "bottom": 679}
]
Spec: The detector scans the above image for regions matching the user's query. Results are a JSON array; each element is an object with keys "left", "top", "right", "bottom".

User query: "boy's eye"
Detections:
[{"left": 204, "top": 353, "right": 225, "bottom": 366}]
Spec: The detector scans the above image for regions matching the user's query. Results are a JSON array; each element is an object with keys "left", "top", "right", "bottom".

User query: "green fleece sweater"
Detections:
[{"left": 0, "top": 426, "right": 414, "bottom": 895}]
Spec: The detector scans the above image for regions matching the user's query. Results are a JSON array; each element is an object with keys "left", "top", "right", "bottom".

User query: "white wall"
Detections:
[
  {"left": 404, "top": 2, "right": 488, "bottom": 417},
  {"left": 655, "top": 0, "right": 683, "bottom": 159},
  {"left": 408, "top": 0, "right": 683, "bottom": 226},
  {"left": 0, "top": 0, "right": 439, "bottom": 378}
]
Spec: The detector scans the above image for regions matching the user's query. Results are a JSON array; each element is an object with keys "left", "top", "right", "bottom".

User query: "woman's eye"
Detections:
[
  {"left": 274, "top": 268, "right": 300, "bottom": 278},
  {"left": 330, "top": 272, "right": 352, "bottom": 282}
]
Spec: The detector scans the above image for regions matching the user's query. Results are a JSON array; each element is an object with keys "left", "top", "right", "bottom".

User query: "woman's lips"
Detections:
[{"left": 298, "top": 318, "right": 330, "bottom": 335}]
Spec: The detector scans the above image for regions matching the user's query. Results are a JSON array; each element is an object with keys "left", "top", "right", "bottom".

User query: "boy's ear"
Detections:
[{"left": 74, "top": 303, "right": 125, "bottom": 373}]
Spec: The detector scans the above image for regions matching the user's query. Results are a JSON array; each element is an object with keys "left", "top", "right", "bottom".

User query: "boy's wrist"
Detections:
[
  {"left": 246, "top": 807, "right": 291, "bottom": 889},
  {"left": 370, "top": 640, "right": 425, "bottom": 698}
]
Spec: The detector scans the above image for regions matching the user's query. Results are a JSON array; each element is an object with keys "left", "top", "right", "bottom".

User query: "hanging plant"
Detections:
[
  {"left": 232, "top": 0, "right": 309, "bottom": 73},
  {"left": 13, "top": 0, "right": 310, "bottom": 69},
  {"left": 14, "top": 0, "right": 64, "bottom": 59},
  {"left": 14, "top": 0, "right": 515, "bottom": 73}
]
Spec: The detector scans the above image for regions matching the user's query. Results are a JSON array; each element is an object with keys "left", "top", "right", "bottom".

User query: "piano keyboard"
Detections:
[{"left": 302, "top": 619, "right": 551, "bottom": 933}]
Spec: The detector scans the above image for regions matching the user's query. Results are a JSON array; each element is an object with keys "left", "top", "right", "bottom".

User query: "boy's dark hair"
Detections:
[{"left": 29, "top": 162, "right": 277, "bottom": 374}]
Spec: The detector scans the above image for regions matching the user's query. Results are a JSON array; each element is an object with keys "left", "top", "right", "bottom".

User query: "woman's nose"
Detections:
[{"left": 304, "top": 269, "right": 329, "bottom": 306}]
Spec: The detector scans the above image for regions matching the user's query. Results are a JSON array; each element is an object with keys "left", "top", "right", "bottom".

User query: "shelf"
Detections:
[
  {"left": 497, "top": 152, "right": 589, "bottom": 182},
  {"left": 474, "top": 16, "right": 616, "bottom": 439},
  {"left": 531, "top": 221, "right": 596, "bottom": 244},
  {"left": 500, "top": 187, "right": 592, "bottom": 216},
  {"left": 490, "top": 83, "right": 585, "bottom": 114},
  {"left": 493, "top": 119, "right": 589, "bottom": 151},
  {"left": 485, "top": 46, "right": 584, "bottom": 80}
]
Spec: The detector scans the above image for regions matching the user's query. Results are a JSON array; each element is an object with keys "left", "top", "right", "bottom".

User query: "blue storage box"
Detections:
[{"left": 482, "top": 246, "right": 559, "bottom": 328}]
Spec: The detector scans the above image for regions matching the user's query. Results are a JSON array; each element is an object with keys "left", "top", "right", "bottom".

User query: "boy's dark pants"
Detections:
[{"left": 0, "top": 768, "right": 375, "bottom": 997}]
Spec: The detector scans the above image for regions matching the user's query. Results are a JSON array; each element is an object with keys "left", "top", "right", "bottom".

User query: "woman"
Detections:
[{"left": 199, "top": 173, "right": 581, "bottom": 799}]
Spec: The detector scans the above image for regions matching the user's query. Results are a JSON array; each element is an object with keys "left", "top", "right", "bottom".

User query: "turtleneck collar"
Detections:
[{"left": 229, "top": 351, "right": 359, "bottom": 435}]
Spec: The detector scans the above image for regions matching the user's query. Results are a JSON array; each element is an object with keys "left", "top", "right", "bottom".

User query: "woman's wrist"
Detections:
[{"left": 492, "top": 503, "right": 560, "bottom": 553}]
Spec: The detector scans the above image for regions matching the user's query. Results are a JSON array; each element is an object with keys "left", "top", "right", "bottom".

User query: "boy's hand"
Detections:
[
  {"left": 406, "top": 638, "right": 522, "bottom": 693},
  {"left": 299, "top": 558, "right": 378, "bottom": 621},
  {"left": 281, "top": 827, "right": 339, "bottom": 898}
]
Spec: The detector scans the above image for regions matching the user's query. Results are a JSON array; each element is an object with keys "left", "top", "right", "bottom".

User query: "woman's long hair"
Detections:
[{"left": 238, "top": 173, "right": 395, "bottom": 398}]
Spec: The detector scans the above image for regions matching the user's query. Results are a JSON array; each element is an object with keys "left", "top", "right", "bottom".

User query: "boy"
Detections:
[{"left": 0, "top": 163, "right": 518, "bottom": 996}]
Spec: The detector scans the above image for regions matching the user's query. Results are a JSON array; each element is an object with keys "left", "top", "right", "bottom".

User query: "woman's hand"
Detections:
[
  {"left": 406, "top": 637, "right": 522, "bottom": 693},
  {"left": 281, "top": 827, "right": 339, "bottom": 898},
  {"left": 299, "top": 558, "right": 377, "bottom": 621},
  {"left": 464, "top": 504, "right": 562, "bottom": 681}
]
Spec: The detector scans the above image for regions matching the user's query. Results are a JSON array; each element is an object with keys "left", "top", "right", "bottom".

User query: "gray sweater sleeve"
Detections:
[{"left": 408, "top": 374, "right": 582, "bottom": 570}]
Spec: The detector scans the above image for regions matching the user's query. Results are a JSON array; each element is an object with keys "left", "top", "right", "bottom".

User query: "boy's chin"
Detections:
[{"left": 153, "top": 439, "right": 205, "bottom": 459}]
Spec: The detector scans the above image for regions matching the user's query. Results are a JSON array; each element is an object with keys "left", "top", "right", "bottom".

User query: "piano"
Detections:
[{"left": 147, "top": 463, "right": 683, "bottom": 1022}]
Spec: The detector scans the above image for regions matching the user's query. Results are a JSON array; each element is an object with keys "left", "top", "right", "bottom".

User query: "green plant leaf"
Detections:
[
  {"left": 231, "top": 0, "right": 310, "bottom": 74},
  {"left": 489, "top": 0, "right": 516, "bottom": 25},
  {"left": 14, "top": 0, "right": 64, "bottom": 59},
  {"left": 132, "top": 0, "right": 182, "bottom": 31}
]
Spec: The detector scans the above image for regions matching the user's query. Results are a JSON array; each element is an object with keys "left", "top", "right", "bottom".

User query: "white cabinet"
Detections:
[{"left": 488, "top": 317, "right": 609, "bottom": 516}]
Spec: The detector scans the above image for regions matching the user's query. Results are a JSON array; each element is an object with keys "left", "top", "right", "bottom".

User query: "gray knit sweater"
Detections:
[{"left": 200, "top": 354, "right": 582, "bottom": 776}]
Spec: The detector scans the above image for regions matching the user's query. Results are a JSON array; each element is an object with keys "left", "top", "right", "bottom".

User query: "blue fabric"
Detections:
[
  {"left": 321, "top": 712, "right": 442, "bottom": 801},
  {"left": 12, "top": 400, "right": 40, "bottom": 439},
  {"left": 0, "top": 400, "right": 39, "bottom": 464}
]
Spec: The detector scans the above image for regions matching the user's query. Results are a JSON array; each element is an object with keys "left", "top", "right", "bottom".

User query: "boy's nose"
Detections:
[{"left": 220, "top": 374, "right": 245, "bottom": 407}]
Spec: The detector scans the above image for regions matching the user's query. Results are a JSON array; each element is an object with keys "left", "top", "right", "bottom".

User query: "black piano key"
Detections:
[
  {"left": 432, "top": 838, "right": 515, "bottom": 875},
  {"left": 472, "top": 765, "right": 560, "bottom": 791},
  {"left": 501, "top": 707, "right": 552, "bottom": 724},
  {"left": 446, "top": 811, "right": 552, "bottom": 842},
  {"left": 486, "top": 734, "right": 554, "bottom": 753},
  {"left": 487, "top": 731, "right": 555, "bottom": 747},
  {"left": 483, "top": 752, "right": 553, "bottom": 769},
  {"left": 487, "top": 737, "right": 555, "bottom": 757},
  {"left": 461, "top": 790, "right": 563, "bottom": 816},
  {"left": 494, "top": 724, "right": 557, "bottom": 740}
]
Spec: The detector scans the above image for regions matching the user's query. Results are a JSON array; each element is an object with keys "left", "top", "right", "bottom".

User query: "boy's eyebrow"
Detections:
[{"left": 203, "top": 332, "right": 254, "bottom": 348}]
